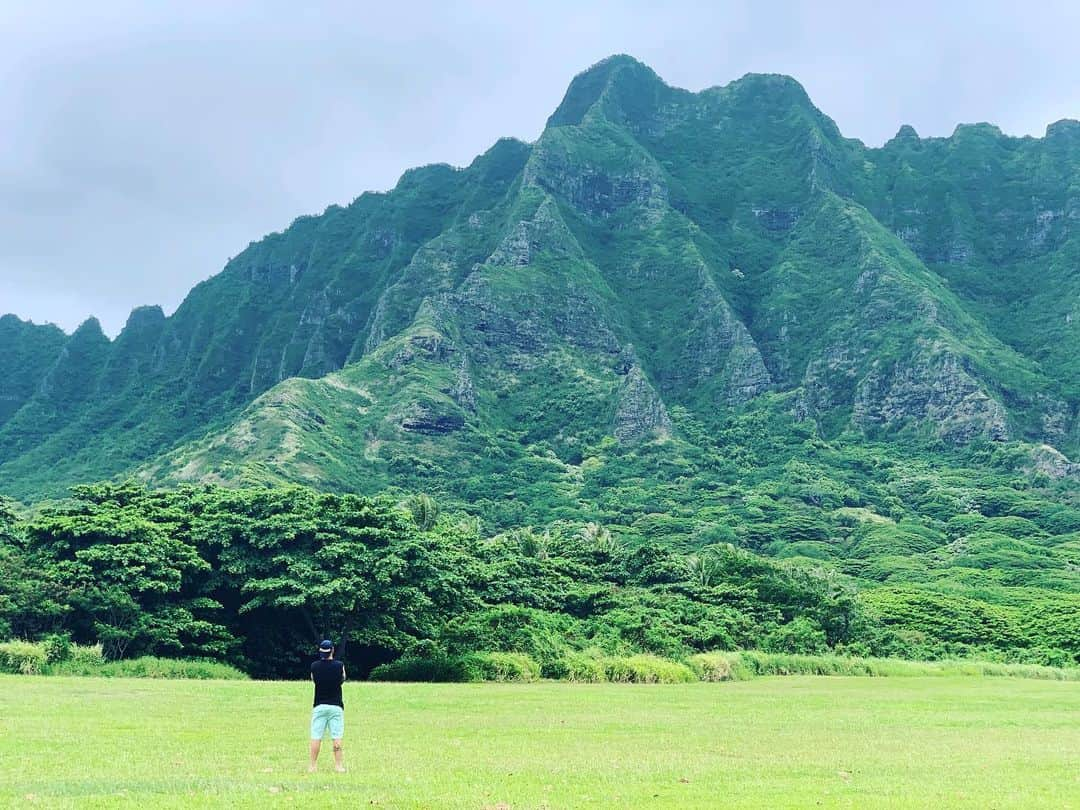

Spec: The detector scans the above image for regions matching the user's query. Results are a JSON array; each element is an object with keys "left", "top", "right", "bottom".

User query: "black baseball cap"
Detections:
[{"left": 318, "top": 639, "right": 334, "bottom": 657}]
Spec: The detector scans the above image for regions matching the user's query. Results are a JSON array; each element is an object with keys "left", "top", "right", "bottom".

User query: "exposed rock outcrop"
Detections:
[
  {"left": 1037, "top": 394, "right": 1071, "bottom": 446},
  {"left": 448, "top": 263, "right": 621, "bottom": 365},
  {"left": 613, "top": 364, "right": 671, "bottom": 443},
  {"left": 794, "top": 345, "right": 859, "bottom": 423},
  {"left": 363, "top": 237, "right": 470, "bottom": 355},
  {"left": 451, "top": 355, "right": 477, "bottom": 412},
  {"left": 665, "top": 257, "right": 770, "bottom": 405},
  {"left": 522, "top": 133, "right": 668, "bottom": 225},
  {"left": 486, "top": 197, "right": 582, "bottom": 267},
  {"left": 1025, "top": 444, "right": 1079, "bottom": 480},
  {"left": 396, "top": 401, "right": 465, "bottom": 435},
  {"left": 853, "top": 352, "right": 1009, "bottom": 443},
  {"left": 752, "top": 206, "right": 801, "bottom": 232}
]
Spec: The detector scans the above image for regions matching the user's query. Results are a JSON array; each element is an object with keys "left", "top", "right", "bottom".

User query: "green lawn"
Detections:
[{"left": 1, "top": 675, "right": 1077, "bottom": 808}]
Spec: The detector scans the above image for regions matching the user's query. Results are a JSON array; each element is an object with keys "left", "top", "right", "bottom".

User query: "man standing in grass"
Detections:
[{"left": 308, "top": 639, "right": 346, "bottom": 773}]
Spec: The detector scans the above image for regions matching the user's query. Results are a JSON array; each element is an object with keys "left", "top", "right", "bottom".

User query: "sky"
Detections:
[{"left": 3, "top": 1, "right": 1079, "bottom": 336}]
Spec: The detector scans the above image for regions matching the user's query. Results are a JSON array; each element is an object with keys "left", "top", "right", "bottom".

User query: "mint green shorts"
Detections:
[{"left": 310, "top": 704, "right": 345, "bottom": 740}]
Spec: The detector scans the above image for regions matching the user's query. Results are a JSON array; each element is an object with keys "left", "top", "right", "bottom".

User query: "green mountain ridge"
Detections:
[{"left": 2, "top": 55, "right": 1078, "bottom": 504}]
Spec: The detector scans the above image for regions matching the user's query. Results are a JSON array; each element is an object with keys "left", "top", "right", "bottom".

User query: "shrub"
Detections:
[
  {"left": 726, "top": 651, "right": 1080, "bottom": 681},
  {"left": 441, "top": 606, "right": 576, "bottom": 673},
  {"left": 47, "top": 655, "right": 246, "bottom": 680},
  {"left": 369, "top": 655, "right": 471, "bottom": 682},
  {"left": 687, "top": 652, "right": 752, "bottom": 682},
  {"left": 558, "top": 651, "right": 608, "bottom": 683},
  {"left": 373, "top": 651, "right": 541, "bottom": 682},
  {"left": 69, "top": 643, "right": 105, "bottom": 668},
  {"left": 400, "top": 639, "right": 446, "bottom": 660},
  {"left": 1014, "top": 647, "right": 1075, "bottom": 668},
  {"left": 106, "top": 657, "right": 246, "bottom": 679},
  {"left": 762, "top": 618, "right": 828, "bottom": 655},
  {"left": 603, "top": 654, "right": 696, "bottom": 684},
  {"left": 463, "top": 652, "right": 541, "bottom": 682},
  {"left": 0, "top": 641, "right": 48, "bottom": 674},
  {"left": 41, "top": 633, "right": 73, "bottom": 663},
  {"left": 861, "top": 587, "right": 1024, "bottom": 648}
]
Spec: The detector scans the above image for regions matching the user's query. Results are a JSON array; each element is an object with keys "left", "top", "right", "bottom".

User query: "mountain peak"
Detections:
[
  {"left": 546, "top": 54, "right": 664, "bottom": 128},
  {"left": 951, "top": 122, "right": 1004, "bottom": 139},
  {"left": 118, "top": 305, "right": 166, "bottom": 339},
  {"left": 0, "top": 313, "right": 65, "bottom": 332},
  {"left": 714, "top": 72, "right": 841, "bottom": 147},
  {"left": 882, "top": 124, "right": 921, "bottom": 149},
  {"left": 72, "top": 316, "right": 107, "bottom": 340},
  {"left": 727, "top": 71, "right": 809, "bottom": 97},
  {"left": 586, "top": 53, "right": 651, "bottom": 73},
  {"left": 1046, "top": 118, "right": 1080, "bottom": 141},
  {"left": 698, "top": 72, "right": 813, "bottom": 116}
]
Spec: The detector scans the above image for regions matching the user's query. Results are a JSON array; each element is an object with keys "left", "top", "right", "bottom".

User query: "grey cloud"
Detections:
[{"left": 2, "top": 0, "right": 1077, "bottom": 335}]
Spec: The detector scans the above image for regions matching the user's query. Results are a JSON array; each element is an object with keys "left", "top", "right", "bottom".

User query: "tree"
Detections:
[
  {"left": 27, "top": 483, "right": 229, "bottom": 659},
  {"left": 578, "top": 522, "right": 619, "bottom": 554},
  {"left": 403, "top": 494, "right": 441, "bottom": 531},
  {"left": 200, "top": 488, "right": 480, "bottom": 675}
]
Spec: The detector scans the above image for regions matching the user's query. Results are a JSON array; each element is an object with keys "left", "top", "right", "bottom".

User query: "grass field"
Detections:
[{"left": 1, "top": 675, "right": 1077, "bottom": 808}]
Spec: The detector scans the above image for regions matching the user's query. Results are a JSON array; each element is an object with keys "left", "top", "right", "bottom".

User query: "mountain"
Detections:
[
  {"left": 0, "top": 139, "right": 531, "bottom": 496},
  {"left": 0, "top": 314, "right": 69, "bottom": 428},
  {"left": 2, "top": 55, "right": 1078, "bottom": 505}
]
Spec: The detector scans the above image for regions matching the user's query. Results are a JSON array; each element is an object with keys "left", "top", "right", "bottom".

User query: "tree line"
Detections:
[{"left": 0, "top": 481, "right": 1074, "bottom": 678}]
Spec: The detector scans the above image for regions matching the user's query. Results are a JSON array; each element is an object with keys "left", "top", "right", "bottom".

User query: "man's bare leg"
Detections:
[
  {"left": 309, "top": 739, "right": 321, "bottom": 772},
  {"left": 332, "top": 739, "right": 345, "bottom": 772}
]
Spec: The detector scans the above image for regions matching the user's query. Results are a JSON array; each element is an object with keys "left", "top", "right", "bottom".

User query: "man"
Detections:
[{"left": 308, "top": 639, "right": 346, "bottom": 773}]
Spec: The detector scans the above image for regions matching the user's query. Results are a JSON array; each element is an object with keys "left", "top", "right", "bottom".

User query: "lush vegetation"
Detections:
[
  {"left": 0, "top": 639, "right": 246, "bottom": 679},
  {"left": 3, "top": 675, "right": 1077, "bottom": 807},
  {"left": 2, "top": 475, "right": 1076, "bottom": 678},
  {"left": 370, "top": 649, "right": 1078, "bottom": 684}
]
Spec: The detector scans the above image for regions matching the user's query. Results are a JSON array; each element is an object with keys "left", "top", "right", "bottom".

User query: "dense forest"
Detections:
[{"left": 2, "top": 439, "right": 1076, "bottom": 678}]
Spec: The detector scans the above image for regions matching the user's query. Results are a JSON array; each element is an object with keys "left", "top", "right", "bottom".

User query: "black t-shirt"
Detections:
[{"left": 310, "top": 658, "right": 345, "bottom": 708}]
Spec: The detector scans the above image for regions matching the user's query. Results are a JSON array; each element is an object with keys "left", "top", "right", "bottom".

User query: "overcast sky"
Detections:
[{"left": 3, "top": 1, "right": 1078, "bottom": 336}]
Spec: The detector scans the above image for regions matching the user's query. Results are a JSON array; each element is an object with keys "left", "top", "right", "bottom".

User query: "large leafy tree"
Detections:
[
  {"left": 27, "top": 483, "right": 230, "bottom": 659},
  {"left": 192, "top": 487, "right": 480, "bottom": 675},
  {"left": 0, "top": 496, "right": 71, "bottom": 640}
]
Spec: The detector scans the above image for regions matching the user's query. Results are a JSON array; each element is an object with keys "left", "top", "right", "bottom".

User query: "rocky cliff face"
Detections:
[
  {"left": 1026, "top": 444, "right": 1079, "bottom": 480},
  {"left": 2, "top": 55, "right": 1078, "bottom": 498},
  {"left": 852, "top": 351, "right": 1010, "bottom": 442},
  {"left": 613, "top": 364, "right": 672, "bottom": 442}
]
